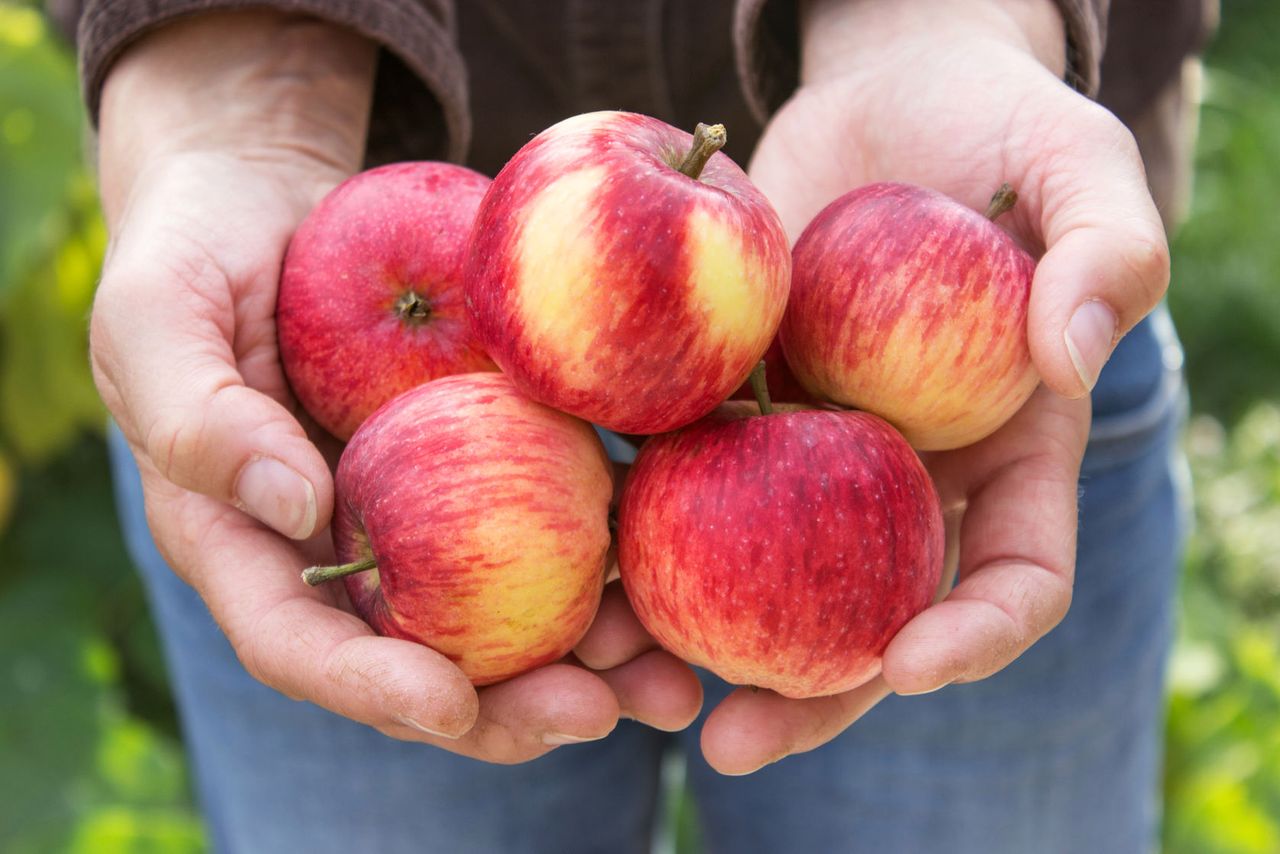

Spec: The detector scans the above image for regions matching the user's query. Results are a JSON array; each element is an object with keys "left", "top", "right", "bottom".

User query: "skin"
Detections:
[
  {"left": 90, "top": 10, "right": 703, "bottom": 762},
  {"left": 580, "top": 0, "right": 1169, "bottom": 776}
]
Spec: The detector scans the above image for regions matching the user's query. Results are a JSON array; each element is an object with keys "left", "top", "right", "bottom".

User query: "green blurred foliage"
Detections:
[
  {"left": 0, "top": 4, "right": 206, "bottom": 852},
  {"left": 1160, "top": 0, "right": 1280, "bottom": 850},
  {"left": 1167, "top": 0, "right": 1280, "bottom": 422},
  {"left": 0, "top": 1, "right": 1276, "bottom": 853}
]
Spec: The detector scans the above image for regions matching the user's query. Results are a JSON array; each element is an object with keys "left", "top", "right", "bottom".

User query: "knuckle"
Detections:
[
  {"left": 144, "top": 405, "right": 206, "bottom": 482},
  {"left": 1123, "top": 229, "right": 1172, "bottom": 308}
]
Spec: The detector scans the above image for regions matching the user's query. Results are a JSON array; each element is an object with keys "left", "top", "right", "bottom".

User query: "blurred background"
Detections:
[{"left": 0, "top": 0, "right": 1277, "bottom": 851}]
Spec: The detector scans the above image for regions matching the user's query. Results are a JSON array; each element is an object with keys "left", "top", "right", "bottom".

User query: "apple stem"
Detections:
[
  {"left": 677, "top": 123, "right": 727, "bottom": 180},
  {"left": 748, "top": 360, "right": 773, "bottom": 416},
  {"left": 301, "top": 556, "right": 377, "bottom": 587},
  {"left": 984, "top": 184, "right": 1018, "bottom": 221}
]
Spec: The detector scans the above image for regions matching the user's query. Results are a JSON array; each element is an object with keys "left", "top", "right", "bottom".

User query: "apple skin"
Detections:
[
  {"left": 618, "top": 402, "right": 944, "bottom": 699},
  {"left": 333, "top": 372, "right": 613, "bottom": 686},
  {"left": 466, "top": 110, "right": 791, "bottom": 435},
  {"left": 781, "top": 181, "right": 1038, "bottom": 451},
  {"left": 278, "top": 161, "right": 498, "bottom": 441}
]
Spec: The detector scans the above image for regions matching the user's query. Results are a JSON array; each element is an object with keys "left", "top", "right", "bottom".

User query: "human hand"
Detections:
[
  {"left": 90, "top": 11, "right": 701, "bottom": 762},
  {"left": 697, "top": 0, "right": 1169, "bottom": 774}
]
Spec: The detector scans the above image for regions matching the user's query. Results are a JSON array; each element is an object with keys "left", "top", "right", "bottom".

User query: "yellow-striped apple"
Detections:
[
  {"left": 278, "top": 162, "right": 497, "bottom": 440},
  {"left": 781, "top": 182, "right": 1038, "bottom": 450},
  {"left": 466, "top": 111, "right": 791, "bottom": 435},
  {"left": 618, "top": 380, "right": 944, "bottom": 699},
  {"left": 302, "top": 373, "right": 613, "bottom": 686}
]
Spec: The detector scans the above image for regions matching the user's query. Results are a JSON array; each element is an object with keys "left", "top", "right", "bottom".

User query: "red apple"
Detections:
[
  {"left": 782, "top": 182, "right": 1038, "bottom": 450},
  {"left": 278, "top": 161, "right": 497, "bottom": 440},
  {"left": 618, "top": 395, "right": 944, "bottom": 699},
  {"left": 466, "top": 111, "right": 791, "bottom": 435},
  {"left": 303, "top": 373, "right": 613, "bottom": 686}
]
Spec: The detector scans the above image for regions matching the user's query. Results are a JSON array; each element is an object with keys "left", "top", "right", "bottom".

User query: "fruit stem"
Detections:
[
  {"left": 302, "top": 556, "right": 377, "bottom": 587},
  {"left": 984, "top": 183, "right": 1018, "bottom": 221},
  {"left": 677, "top": 123, "right": 727, "bottom": 180},
  {"left": 748, "top": 360, "right": 773, "bottom": 416}
]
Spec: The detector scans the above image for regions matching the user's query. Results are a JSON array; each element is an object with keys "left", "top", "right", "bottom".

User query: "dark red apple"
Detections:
[
  {"left": 303, "top": 373, "right": 613, "bottom": 686},
  {"left": 278, "top": 161, "right": 497, "bottom": 440},
  {"left": 618, "top": 393, "right": 943, "bottom": 699}
]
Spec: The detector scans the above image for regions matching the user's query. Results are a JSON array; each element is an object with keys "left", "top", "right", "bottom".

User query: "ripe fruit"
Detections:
[
  {"left": 466, "top": 111, "right": 791, "bottom": 434},
  {"left": 782, "top": 182, "right": 1038, "bottom": 450},
  {"left": 303, "top": 373, "right": 613, "bottom": 686},
  {"left": 278, "top": 162, "right": 497, "bottom": 440},
  {"left": 618, "top": 378, "right": 944, "bottom": 699}
]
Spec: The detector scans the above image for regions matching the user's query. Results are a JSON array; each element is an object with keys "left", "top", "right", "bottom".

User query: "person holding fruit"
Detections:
[{"left": 67, "top": 0, "right": 1207, "bottom": 851}]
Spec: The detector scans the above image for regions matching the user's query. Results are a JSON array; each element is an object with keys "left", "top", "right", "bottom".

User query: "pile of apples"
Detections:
[{"left": 283, "top": 110, "right": 1037, "bottom": 699}]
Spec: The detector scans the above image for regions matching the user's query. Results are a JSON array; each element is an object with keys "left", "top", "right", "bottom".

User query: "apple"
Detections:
[
  {"left": 466, "top": 111, "right": 791, "bottom": 435},
  {"left": 618, "top": 375, "right": 944, "bottom": 699},
  {"left": 781, "top": 182, "right": 1038, "bottom": 451},
  {"left": 302, "top": 372, "right": 613, "bottom": 686},
  {"left": 278, "top": 161, "right": 497, "bottom": 440}
]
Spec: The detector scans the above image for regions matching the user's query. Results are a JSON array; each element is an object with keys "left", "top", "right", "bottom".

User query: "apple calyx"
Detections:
[
  {"left": 984, "top": 183, "right": 1018, "bottom": 221},
  {"left": 747, "top": 360, "right": 773, "bottom": 416},
  {"left": 301, "top": 556, "right": 377, "bottom": 587},
  {"left": 393, "top": 291, "right": 432, "bottom": 325},
  {"left": 676, "top": 122, "right": 727, "bottom": 180}
]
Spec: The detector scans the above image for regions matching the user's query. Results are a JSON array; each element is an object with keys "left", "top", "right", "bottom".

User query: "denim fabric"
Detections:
[{"left": 107, "top": 308, "right": 1186, "bottom": 854}]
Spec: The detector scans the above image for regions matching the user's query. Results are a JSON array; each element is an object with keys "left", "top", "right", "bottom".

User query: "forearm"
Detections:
[
  {"left": 799, "top": 0, "right": 1067, "bottom": 82},
  {"left": 97, "top": 10, "right": 376, "bottom": 226}
]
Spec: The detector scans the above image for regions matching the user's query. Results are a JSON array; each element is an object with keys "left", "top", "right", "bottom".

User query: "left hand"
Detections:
[{"left": 698, "top": 0, "right": 1168, "bottom": 773}]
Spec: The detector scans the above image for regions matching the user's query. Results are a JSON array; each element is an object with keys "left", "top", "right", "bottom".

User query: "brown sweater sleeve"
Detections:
[
  {"left": 58, "top": 0, "right": 470, "bottom": 163},
  {"left": 732, "top": 0, "right": 1108, "bottom": 125}
]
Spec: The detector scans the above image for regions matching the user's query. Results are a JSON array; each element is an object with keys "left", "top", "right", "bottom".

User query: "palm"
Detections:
[{"left": 751, "top": 41, "right": 1085, "bottom": 250}]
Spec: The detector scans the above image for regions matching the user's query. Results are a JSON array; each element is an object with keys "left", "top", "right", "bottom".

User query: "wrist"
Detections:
[
  {"left": 99, "top": 10, "right": 376, "bottom": 216},
  {"left": 800, "top": 0, "right": 1066, "bottom": 85}
]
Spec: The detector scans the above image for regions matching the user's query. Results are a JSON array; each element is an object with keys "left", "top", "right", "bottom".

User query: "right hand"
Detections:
[{"left": 91, "top": 10, "right": 702, "bottom": 762}]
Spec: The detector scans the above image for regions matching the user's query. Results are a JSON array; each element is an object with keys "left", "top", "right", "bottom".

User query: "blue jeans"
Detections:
[{"left": 109, "top": 310, "right": 1187, "bottom": 854}]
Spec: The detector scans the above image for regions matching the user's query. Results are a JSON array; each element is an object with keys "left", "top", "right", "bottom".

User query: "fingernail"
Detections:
[
  {"left": 897, "top": 681, "right": 951, "bottom": 697},
  {"left": 542, "top": 732, "right": 607, "bottom": 746},
  {"left": 396, "top": 715, "right": 460, "bottom": 740},
  {"left": 1064, "top": 300, "right": 1117, "bottom": 393},
  {"left": 235, "top": 457, "right": 317, "bottom": 539}
]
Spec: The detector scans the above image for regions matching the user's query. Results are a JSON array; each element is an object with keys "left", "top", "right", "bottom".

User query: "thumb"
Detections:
[
  {"left": 91, "top": 259, "right": 333, "bottom": 540},
  {"left": 1027, "top": 118, "right": 1171, "bottom": 399}
]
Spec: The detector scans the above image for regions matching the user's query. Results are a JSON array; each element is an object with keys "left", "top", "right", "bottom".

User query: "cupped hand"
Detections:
[
  {"left": 698, "top": 0, "right": 1168, "bottom": 774},
  {"left": 90, "top": 10, "right": 701, "bottom": 764}
]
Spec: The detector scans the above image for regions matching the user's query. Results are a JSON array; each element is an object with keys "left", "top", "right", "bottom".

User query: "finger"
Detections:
[
  {"left": 700, "top": 677, "right": 892, "bottom": 776},
  {"left": 92, "top": 256, "right": 332, "bottom": 540},
  {"left": 574, "top": 581, "right": 659, "bottom": 670},
  {"left": 426, "top": 663, "right": 620, "bottom": 762},
  {"left": 142, "top": 471, "right": 479, "bottom": 737},
  {"left": 1026, "top": 105, "right": 1171, "bottom": 398},
  {"left": 592, "top": 649, "right": 703, "bottom": 732},
  {"left": 884, "top": 391, "right": 1090, "bottom": 695}
]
